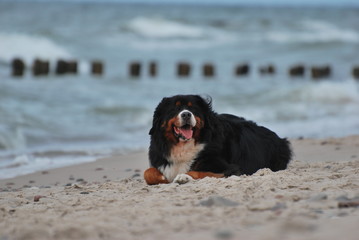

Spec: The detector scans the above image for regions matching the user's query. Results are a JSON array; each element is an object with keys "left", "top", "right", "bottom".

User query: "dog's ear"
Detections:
[
  {"left": 149, "top": 127, "right": 154, "bottom": 135},
  {"left": 195, "top": 95, "right": 212, "bottom": 110},
  {"left": 196, "top": 95, "right": 217, "bottom": 132},
  {"left": 149, "top": 116, "right": 160, "bottom": 135},
  {"left": 195, "top": 95, "right": 214, "bottom": 117},
  {"left": 149, "top": 97, "right": 168, "bottom": 135}
]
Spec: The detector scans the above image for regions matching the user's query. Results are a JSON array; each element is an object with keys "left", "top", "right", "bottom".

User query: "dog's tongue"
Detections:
[
  {"left": 174, "top": 126, "right": 193, "bottom": 140},
  {"left": 179, "top": 128, "right": 193, "bottom": 139}
]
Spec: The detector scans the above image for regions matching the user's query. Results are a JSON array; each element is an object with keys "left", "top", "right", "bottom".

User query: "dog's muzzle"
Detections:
[{"left": 173, "top": 110, "right": 196, "bottom": 141}]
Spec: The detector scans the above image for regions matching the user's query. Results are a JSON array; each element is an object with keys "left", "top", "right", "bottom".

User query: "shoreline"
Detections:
[
  {"left": 0, "top": 151, "right": 149, "bottom": 190},
  {"left": 1, "top": 136, "right": 359, "bottom": 190},
  {"left": 0, "top": 136, "right": 358, "bottom": 240}
]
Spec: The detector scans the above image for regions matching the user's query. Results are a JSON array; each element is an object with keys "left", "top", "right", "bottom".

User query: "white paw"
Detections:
[{"left": 173, "top": 174, "right": 193, "bottom": 184}]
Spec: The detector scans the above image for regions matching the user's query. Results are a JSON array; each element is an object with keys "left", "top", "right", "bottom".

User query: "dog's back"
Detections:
[{"left": 219, "top": 113, "right": 292, "bottom": 175}]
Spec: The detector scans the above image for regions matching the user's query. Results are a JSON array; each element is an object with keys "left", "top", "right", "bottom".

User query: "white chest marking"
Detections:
[{"left": 159, "top": 139, "right": 205, "bottom": 182}]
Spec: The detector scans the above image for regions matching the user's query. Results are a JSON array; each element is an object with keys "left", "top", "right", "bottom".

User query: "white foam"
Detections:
[
  {"left": 0, "top": 32, "right": 72, "bottom": 65},
  {"left": 268, "top": 80, "right": 359, "bottom": 104},
  {"left": 0, "top": 154, "right": 96, "bottom": 179},
  {"left": 12, "top": 154, "right": 30, "bottom": 166},
  {"left": 267, "top": 20, "right": 359, "bottom": 43},
  {"left": 125, "top": 17, "right": 205, "bottom": 39},
  {"left": 268, "top": 113, "right": 359, "bottom": 139},
  {"left": 295, "top": 81, "right": 359, "bottom": 103},
  {"left": 116, "top": 17, "right": 236, "bottom": 50}
]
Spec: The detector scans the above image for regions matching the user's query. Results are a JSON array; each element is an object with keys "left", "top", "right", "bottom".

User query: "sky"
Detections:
[{"left": 5, "top": 0, "right": 359, "bottom": 7}]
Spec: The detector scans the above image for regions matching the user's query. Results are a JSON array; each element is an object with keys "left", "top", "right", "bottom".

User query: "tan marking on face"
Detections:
[
  {"left": 193, "top": 116, "right": 204, "bottom": 141},
  {"left": 164, "top": 117, "right": 180, "bottom": 143}
]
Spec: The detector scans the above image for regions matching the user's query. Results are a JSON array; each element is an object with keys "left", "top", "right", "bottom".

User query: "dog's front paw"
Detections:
[{"left": 173, "top": 174, "right": 193, "bottom": 184}]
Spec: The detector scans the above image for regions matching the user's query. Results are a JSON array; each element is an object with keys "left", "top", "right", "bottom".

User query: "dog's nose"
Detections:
[{"left": 181, "top": 111, "right": 192, "bottom": 120}]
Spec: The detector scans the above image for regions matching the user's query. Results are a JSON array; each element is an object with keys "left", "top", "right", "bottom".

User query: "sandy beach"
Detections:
[{"left": 1, "top": 136, "right": 358, "bottom": 240}]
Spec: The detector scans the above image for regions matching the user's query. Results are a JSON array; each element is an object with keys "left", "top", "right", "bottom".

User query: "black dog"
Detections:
[{"left": 144, "top": 95, "right": 292, "bottom": 185}]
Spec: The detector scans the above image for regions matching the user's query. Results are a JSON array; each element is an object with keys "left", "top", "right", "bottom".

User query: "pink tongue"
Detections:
[{"left": 179, "top": 128, "right": 193, "bottom": 139}]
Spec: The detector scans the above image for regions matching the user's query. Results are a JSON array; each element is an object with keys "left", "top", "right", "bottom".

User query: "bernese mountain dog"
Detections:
[{"left": 144, "top": 94, "right": 292, "bottom": 185}]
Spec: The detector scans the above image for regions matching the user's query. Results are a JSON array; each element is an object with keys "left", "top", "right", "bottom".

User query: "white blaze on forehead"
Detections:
[{"left": 178, "top": 110, "right": 196, "bottom": 126}]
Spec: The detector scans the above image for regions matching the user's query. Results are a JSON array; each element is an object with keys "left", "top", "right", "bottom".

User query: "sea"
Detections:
[{"left": 0, "top": 1, "right": 359, "bottom": 179}]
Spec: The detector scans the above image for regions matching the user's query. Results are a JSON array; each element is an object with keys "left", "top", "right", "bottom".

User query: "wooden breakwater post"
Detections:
[
  {"left": 203, "top": 63, "right": 215, "bottom": 77},
  {"left": 55, "top": 59, "right": 78, "bottom": 75},
  {"left": 352, "top": 66, "right": 359, "bottom": 80},
  {"left": 32, "top": 59, "right": 49, "bottom": 76},
  {"left": 149, "top": 61, "right": 157, "bottom": 77},
  {"left": 177, "top": 62, "right": 191, "bottom": 78},
  {"left": 11, "top": 58, "right": 26, "bottom": 77},
  {"left": 67, "top": 61, "right": 78, "bottom": 74},
  {"left": 235, "top": 64, "right": 250, "bottom": 76},
  {"left": 289, "top": 64, "right": 305, "bottom": 77},
  {"left": 259, "top": 64, "right": 276, "bottom": 75},
  {"left": 56, "top": 60, "right": 68, "bottom": 75},
  {"left": 129, "top": 62, "right": 141, "bottom": 78},
  {"left": 311, "top": 65, "right": 331, "bottom": 80},
  {"left": 91, "top": 61, "right": 104, "bottom": 76}
]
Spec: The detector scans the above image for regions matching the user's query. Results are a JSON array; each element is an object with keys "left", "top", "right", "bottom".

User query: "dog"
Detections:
[{"left": 144, "top": 95, "right": 292, "bottom": 185}]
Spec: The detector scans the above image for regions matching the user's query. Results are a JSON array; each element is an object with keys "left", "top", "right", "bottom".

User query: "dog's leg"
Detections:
[
  {"left": 144, "top": 167, "right": 169, "bottom": 185},
  {"left": 187, "top": 171, "right": 224, "bottom": 179},
  {"left": 173, "top": 171, "right": 224, "bottom": 184}
]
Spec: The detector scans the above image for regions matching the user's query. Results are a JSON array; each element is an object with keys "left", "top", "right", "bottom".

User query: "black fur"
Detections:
[{"left": 149, "top": 94, "right": 292, "bottom": 177}]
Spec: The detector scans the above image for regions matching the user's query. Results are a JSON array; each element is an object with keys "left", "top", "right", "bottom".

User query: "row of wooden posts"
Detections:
[
  {"left": 127, "top": 62, "right": 359, "bottom": 80},
  {"left": 10, "top": 58, "right": 359, "bottom": 80},
  {"left": 11, "top": 58, "right": 103, "bottom": 77}
]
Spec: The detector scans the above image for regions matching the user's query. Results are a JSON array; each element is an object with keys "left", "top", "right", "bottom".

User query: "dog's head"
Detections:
[{"left": 149, "top": 95, "right": 213, "bottom": 143}]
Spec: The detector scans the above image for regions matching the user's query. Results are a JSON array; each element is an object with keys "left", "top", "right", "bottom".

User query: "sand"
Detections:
[{"left": 0, "top": 136, "right": 358, "bottom": 240}]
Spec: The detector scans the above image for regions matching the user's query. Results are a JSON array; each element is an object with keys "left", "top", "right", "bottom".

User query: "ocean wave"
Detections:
[
  {"left": 126, "top": 36, "right": 235, "bottom": 50},
  {"left": 230, "top": 80, "right": 359, "bottom": 125},
  {"left": 123, "top": 17, "right": 206, "bottom": 39},
  {"left": 267, "top": 20, "right": 359, "bottom": 44},
  {"left": 114, "top": 16, "right": 236, "bottom": 50},
  {"left": 0, "top": 153, "right": 96, "bottom": 179},
  {"left": 0, "top": 32, "right": 72, "bottom": 64},
  {"left": 267, "top": 80, "right": 359, "bottom": 104}
]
